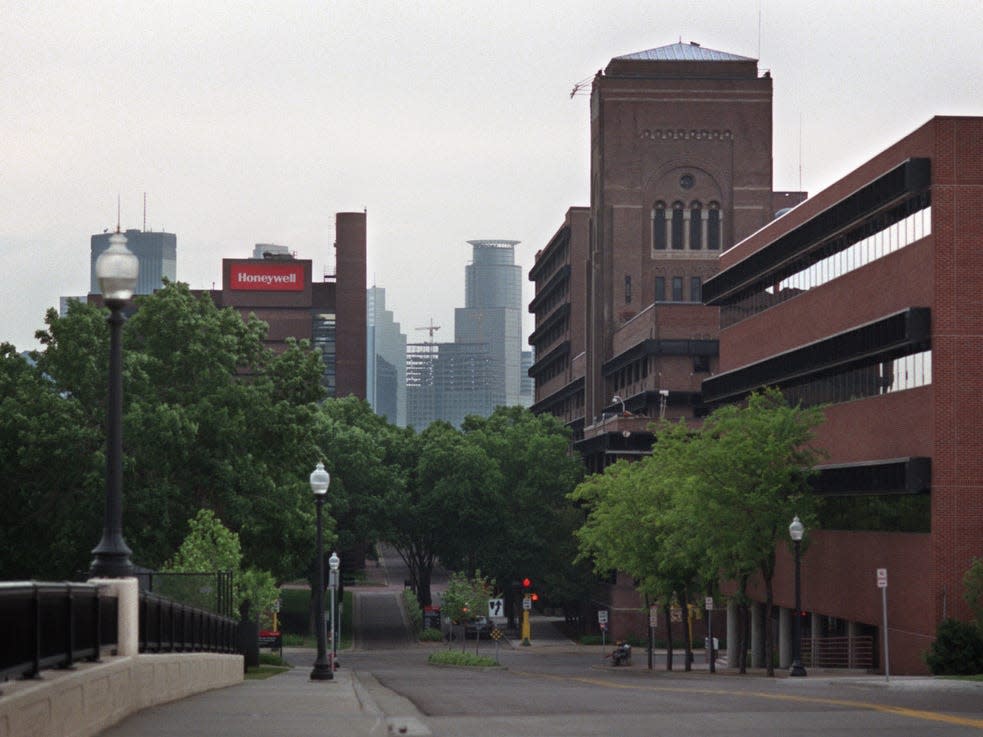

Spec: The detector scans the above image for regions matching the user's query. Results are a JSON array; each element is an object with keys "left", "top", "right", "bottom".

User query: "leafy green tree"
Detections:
[
  {"left": 0, "top": 343, "right": 103, "bottom": 578},
  {"left": 460, "top": 407, "right": 585, "bottom": 623},
  {"left": 680, "top": 389, "right": 825, "bottom": 675},
  {"left": 163, "top": 508, "right": 278, "bottom": 619},
  {"left": 441, "top": 570, "right": 494, "bottom": 625},
  {"left": 965, "top": 558, "right": 983, "bottom": 630},
  {"left": 376, "top": 421, "right": 498, "bottom": 606},
  {"left": 12, "top": 281, "right": 328, "bottom": 581}
]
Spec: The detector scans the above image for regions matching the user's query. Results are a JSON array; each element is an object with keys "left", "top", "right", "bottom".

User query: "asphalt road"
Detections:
[{"left": 344, "top": 576, "right": 983, "bottom": 737}]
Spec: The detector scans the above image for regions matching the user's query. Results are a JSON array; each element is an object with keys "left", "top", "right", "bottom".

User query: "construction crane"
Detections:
[{"left": 415, "top": 319, "right": 441, "bottom": 340}]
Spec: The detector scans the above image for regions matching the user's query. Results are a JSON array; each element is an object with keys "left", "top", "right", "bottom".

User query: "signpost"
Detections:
[
  {"left": 706, "top": 597, "right": 715, "bottom": 673},
  {"left": 488, "top": 598, "right": 504, "bottom": 619},
  {"left": 877, "top": 568, "right": 890, "bottom": 681},
  {"left": 598, "top": 610, "right": 609, "bottom": 655}
]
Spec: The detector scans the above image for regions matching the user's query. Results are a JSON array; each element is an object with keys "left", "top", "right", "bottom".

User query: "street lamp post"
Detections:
[
  {"left": 310, "top": 462, "right": 333, "bottom": 681},
  {"left": 329, "top": 551, "right": 340, "bottom": 669},
  {"left": 789, "top": 515, "right": 807, "bottom": 677},
  {"left": 90, "top": 232, "right": 139, "bottom": 578}
]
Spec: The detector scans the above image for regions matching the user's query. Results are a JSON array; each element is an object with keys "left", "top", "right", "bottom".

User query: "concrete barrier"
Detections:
[{"left": 0, "top": 652, "right": 243, "bottom": 737}]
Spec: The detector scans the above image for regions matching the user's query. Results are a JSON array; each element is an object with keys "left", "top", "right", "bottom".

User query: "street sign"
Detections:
[
  {"left": 705, "top": 597, "right": 714, "bottom": 610},
  {"left": 523, "top": 595, "right": 532, "bottom": 611},
  {"left": 488, "top": 598, "right": 504, "bottom": 618},
  {"left": 876, "top": 568, "right": 888, "bottom": 588},
  {"left": 597, "top": 610, "right": 609, "bottom": 625},
  {"left": 670, "top": 606, "right": 682, "bottom": 623}
]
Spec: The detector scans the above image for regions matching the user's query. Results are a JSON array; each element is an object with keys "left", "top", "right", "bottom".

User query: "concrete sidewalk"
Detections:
[{"left": 99, "top": 649, "right": 401, "bottom": 737}]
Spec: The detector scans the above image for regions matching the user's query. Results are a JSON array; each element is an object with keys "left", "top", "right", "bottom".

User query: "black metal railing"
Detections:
[
  {"left": 0, "top": 582, "right": 117, "bottom": 684},
  {"left": 139, "top": 591, "right": 237, "bottom": 653},
  {"left": 801, "top": 635, "right": 875, "bottom": 669},
  {"left": 138, "top": 570, "right": 234, "bottom": 617}
]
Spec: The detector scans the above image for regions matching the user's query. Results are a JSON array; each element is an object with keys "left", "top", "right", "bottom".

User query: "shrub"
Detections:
[
  {"left": 403, "top": 588, "right": 423, "bottom": 633},
  {"left": 419, "top": 627, "right": 444, "bottom": 642},
  {"left": 926, "top": 619, "right": 983, "bottom": 675},
  {"left": 428, "top": 650, "right": 497, "bottom": 667}
]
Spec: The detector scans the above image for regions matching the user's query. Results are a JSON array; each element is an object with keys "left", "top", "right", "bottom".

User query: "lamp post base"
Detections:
[
  {"left": 789, "top": 660, "right": 808, "bottom": 677},
  {"left": 310, "top": 660, "right": 334, "bottom": 680}
]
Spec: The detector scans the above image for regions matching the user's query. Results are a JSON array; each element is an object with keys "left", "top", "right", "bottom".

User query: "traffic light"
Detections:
[{"left": 521, "top": 577, "right": 532, "bottom": 589}]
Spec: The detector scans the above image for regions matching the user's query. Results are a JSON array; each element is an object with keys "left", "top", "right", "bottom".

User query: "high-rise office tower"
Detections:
[
  {"left": 367, "top": 286, "right": 407, "bottom": 426},
  {"left": 90, "top": 229, "right": 176, "bottom": 296},
  {"left": 455, "top": 239, "right": 523, "bottom": 410}
]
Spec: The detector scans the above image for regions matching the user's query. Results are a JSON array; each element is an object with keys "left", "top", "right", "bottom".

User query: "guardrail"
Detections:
[
  {"left": 140, "top": 591, "right": 237, "bottom": 653},
  {"left": 1, "top": 581, "right": 239, "bottom": 691},
  {"left": 0, "top": 582, "right": 117, "bottom": 684},
  {"left": 801, "top": 635, "right": 875, "bottom": 669}
]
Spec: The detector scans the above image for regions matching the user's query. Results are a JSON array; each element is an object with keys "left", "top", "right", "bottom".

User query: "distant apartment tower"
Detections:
[
  {"left": 90, "top": 229, "right": 176, "bottom": 296},
  {"left": 367, "top": 286, "right": 407, "bottom": 426}
]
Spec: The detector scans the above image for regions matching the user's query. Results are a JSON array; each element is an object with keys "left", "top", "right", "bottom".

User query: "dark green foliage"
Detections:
[{"left": 926, "top": 619, "right": 983, "bottom": 675}]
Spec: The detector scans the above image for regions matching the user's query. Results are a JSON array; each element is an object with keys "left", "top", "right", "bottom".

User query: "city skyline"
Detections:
[{"left": 4, "top": 1, "right": 982, "bottom": 352}]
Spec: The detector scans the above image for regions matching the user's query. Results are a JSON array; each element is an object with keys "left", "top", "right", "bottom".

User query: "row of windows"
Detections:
[
  {"left": 722, "top": 201, "right": 931, "bottom": 327},
  {"left": 653, "top": 275, "right": 702, "bottom": 303},
  {"left": 653, "top": 201, "right": 722, "bottom": 252},
  {"left": 532, "top": 314, "right": 568, "bottom": 350},
  {"left": 781, "top": 350, "right": 931, "bottom": 408},
  {"left": 534, "top": 279, "right": 569, "bottom": 322}
]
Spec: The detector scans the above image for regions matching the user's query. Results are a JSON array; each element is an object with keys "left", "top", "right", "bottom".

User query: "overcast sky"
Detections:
[{"left": 3, "top": 0, "right": 981, "bottom": 352}]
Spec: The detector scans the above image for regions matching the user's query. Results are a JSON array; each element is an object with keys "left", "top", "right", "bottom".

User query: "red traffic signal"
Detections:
[
  {"left": 522, "top": 577, "right": 532, "bottom": 589},
  {"left": 530, "top": 592, "right": 539, "bottom": 602}
]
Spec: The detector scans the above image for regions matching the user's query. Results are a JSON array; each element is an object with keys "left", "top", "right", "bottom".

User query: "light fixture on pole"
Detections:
[
  {"left": 788, "top": 515, "right": 807, "bottom": 677},
  {"left": 612, "top": 394, "right": 626, "bottom": 416},
  {"left": 329, "top": 551, "right": 340, "bottom": 669},
  {"left": 310, "top": 462, "right": 333, "bottom": 681},
  {"left": 90, "top": 232, "right": 139, "bottom": 578}
]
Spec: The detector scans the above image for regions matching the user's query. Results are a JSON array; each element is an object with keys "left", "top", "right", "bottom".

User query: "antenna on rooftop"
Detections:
[{"left": 116, "top": 194, "right": 121, "bottom": 233}]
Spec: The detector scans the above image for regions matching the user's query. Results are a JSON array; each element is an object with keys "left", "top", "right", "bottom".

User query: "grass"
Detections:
[
  {"left": 428, "top": 650, "right": 498, "bottom": 667},
  {"left": 279, "top": 590, "right": 354, "bottom": 650},
  {"left": 245, "top": 652, "right": 292, "bottom": 680}
]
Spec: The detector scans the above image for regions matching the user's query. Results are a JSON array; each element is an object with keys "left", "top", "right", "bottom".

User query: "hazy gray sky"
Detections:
[{"left": 3, "top": 0, "right": 981, "bottom": 352}]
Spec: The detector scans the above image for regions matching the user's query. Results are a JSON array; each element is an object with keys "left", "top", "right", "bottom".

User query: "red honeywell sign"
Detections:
[{"left": 230, "top": 262, "right": 305, "bottom": 291}]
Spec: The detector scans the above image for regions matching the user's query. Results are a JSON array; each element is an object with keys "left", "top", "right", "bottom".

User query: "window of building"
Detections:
[
  {"left": 690, "top": 276, "right": 702, "bottom": 302},
  {"left": 707, "top": 202, "right": 721, "bottom": 250},
  {"left": 689, "top": 201, "right": 703, "bottom": 250},
  {"left": 655, "top": 276, "right": 666, "bottom": 302},
  {"left": 671, "top": 202, "right": 685, "bottom": 250},
  {"left": 624, "top": 275, "right": 632, "bottom": 304},
  {"left": 652, "top": 202, "right": 667, "bottom": 250},
  {"left": 672, "top": 276, "right": 683, "bottom": 301}
]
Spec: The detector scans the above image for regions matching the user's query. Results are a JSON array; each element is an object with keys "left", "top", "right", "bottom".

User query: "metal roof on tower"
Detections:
[{"left": 614, "top": 41, "right": 755, "bottom": 62}]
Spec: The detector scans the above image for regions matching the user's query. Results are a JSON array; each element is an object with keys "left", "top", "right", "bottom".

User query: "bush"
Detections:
[
  {"left": 403, "top": 588, "right": 423, "bottom": 633},
  {"left": 926, "top": 619, "right": 983, "bottom": 675},
  {"left": 419, "top": 627, "right": 444, "bottom": 642},
  {"left": 428, "top": 650, "right": 497, "bottom": 667}
]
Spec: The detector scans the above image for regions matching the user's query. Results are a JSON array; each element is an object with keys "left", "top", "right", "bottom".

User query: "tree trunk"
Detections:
[{"left": 763, "top": 555, "right": 776, "bottom": 677}]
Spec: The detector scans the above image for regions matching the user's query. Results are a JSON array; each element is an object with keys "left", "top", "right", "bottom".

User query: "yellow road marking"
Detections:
[{"left": 510, "top": 670, "right": 983, "bottom": 730}]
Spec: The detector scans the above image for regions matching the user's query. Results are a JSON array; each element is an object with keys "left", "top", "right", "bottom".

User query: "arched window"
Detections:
[
  {"left": 671, "top": 201, "right": 685, "bottom": 250},
  {"left": 689, "top": 201, "right": 703, "bottom": 250},
  {"left": 652, "top": 202, "right": 667, "bottom": 250},
  {"left": 707, "top": 202, "right": 722, "bottom": 250}
]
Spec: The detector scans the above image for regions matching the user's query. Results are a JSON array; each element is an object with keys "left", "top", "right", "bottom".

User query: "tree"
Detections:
[
  {"left": 10, "top": 281, "right": 329, "bottom": 581},
  {"left": 965, "top": 558, "right": 983, "bottom": 631},
  {"left": 460, "top": 407, "right": 585, "bottom": 624},
  {"left": 377, "top": 421, "right": 500, "bottom": 606},
  {"left": 571, "top": 388, "right": 824, "bottom": 676},
  {"left": 0, "top": 343, "right": 103, "bottom": 579},
  {"left": 666, "top": 389, "right": 825, "bottom": 675},
  {"left": 163, "top": 508, "right": 278, "bottom": 619}
]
